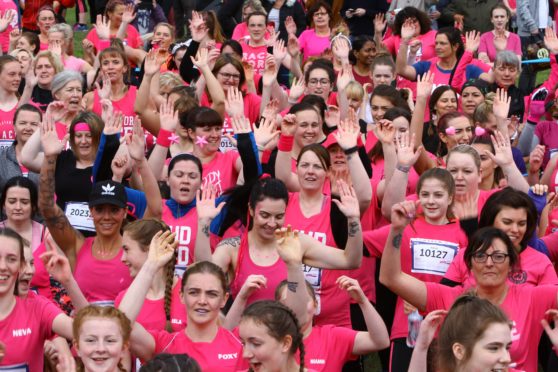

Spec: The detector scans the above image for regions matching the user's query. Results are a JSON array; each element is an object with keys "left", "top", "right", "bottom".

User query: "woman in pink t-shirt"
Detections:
[
  {"left": 478, "top": 4, "right": 522, "bottom": 65},
  {"left": 0, "top": 228, "right": 73, "bottom": 370},
  {"left": 47, "top": 23, "right": 93, "bottom": 75},
  {"left": 298, "top": 2, "right": 333, "bottom": 61},
  {"left": 118, "top": 248, "right": 246, "bottom": 370},
  {"left": 380, "top": 219, "right": 558, "bottom": 372}
]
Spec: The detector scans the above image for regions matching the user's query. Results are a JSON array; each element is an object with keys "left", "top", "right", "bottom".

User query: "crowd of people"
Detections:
[{"left": 2, "top": 0, "right": 558, "bottom": 371}]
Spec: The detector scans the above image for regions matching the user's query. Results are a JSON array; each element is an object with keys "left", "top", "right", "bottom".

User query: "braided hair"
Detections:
[
  {"left": 241, "top": 300, "right": 305, "bottom": 372},
  {"left": 122, "top": 219, "right": 175, "bottom": 331}
]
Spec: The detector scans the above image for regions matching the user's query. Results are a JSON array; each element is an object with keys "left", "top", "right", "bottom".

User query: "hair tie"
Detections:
[
  {"left": 474, "top": 127, "right": 486, "bottom": 136},
  {"left": 445, "top": 126, "right": 456, "bottom": 135},
  {"left": 74, "top": 122, "right": 91, "bottom": 132}
]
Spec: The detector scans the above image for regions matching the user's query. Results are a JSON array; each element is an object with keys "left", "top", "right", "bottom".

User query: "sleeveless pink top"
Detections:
[{"left": 161, "top": 201, "right": 198, "bottom": 277}]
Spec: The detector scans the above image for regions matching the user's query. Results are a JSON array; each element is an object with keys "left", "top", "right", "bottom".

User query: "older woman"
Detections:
[
  {"left": 48, "top": 23, "right": 93, "bottom": 74},
  {"left": 380, "top": 220, "right": 558, "bottom": 372}
]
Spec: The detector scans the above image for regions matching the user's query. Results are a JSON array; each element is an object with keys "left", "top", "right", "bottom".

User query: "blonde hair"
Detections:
[
  {"left": 33, "top": 51, "right": 64, "bottom": 74},
  {"left": 345, "top": 81, "right": 365, "bottom": 101},
  {"left": 159, "top": 72, "right": 184, "bottom": 92},
  {"left": 472, "top": 92, "right": 495, "bottom": 125}
]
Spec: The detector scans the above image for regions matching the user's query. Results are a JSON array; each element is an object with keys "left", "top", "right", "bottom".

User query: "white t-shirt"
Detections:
[{"left": 268, "top": 8, "right": 280, "bottom": 32}]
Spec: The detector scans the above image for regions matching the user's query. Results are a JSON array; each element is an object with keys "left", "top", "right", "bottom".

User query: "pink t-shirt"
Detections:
[
  {"left": 445, "top": 246, "right": 558, "bottom": 288},
  {"left": 0, "top": 103, "right": 17, "bottom": 149},
  {"left": 74, "top": 237, "right": 133, "bottom": 304},
  {"left": 0, "top": 2, "right": 17, "bottom": 53},
  {"left": 202, "top": 151, "right": 240, "bottom": 196},
  {"left": 63, "top": 55, "right": 86, "bottom": 72},
  {"left": 161, "top": 201, "right": 198, "bottom": 276},
  {"left": 230, "top": 233, "right": 287, "bottom": 304},
  {"left": 150, "top": 327, "right": 244, "bottom": 371},
  {"left": 284, "top": 192, "right": 352, "bottom": 328},
  {"left": 200, "top": 91, "right": 261, "bottom": 152},
  {"left": 114, "top": 278, "right": 187, "bottom": 332},
  {"left": 478, "top": 31, "right": 522, "bottom": 62},
  {"left": 231, "top": 23, "right": 271, "bottom": 42},
  {"left": 535, "top": 120, "right": 558, "bottom": 168},
  {"left": 85, "top": 24, "right": 142, "bottom": 51},
  {"left": 0, "top": 296, "right": 61, "bottom": 370},
  {"left": 298, "top": 29, "right": 331, "bottom": 61},
  {"left": 241, "top": 42, "right": 267, "bottom": 75},
  {"left": 364, "top": 218, "right": 468, "bottom": 340},
  {"left": 425, "top": 283, "right": 558, "bottom": 372},
  {"left": 301, "top": 324, "right": 358, "bottom": 371}
]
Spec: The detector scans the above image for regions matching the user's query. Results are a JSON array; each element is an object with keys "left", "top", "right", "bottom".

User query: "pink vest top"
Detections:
[
  {"left": 231, "top": 232, "right": 288, "bottom": 305},
  {"left": 0, "top": 103, "right": 17, "bottom": 149},
  {"left": 284, "top": 192, "right": 352, "bottom": 327},
  {"left": 74, "top": 237, "right": 132, "bottom": 304}
]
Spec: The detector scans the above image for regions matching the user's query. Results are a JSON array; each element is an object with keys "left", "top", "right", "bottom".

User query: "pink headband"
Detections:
[{"left": 74, "top": 122, "right": 91, "bottom": 132}]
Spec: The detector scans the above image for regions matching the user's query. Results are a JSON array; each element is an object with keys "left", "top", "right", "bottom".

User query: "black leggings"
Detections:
[{"left": 389, "top": 338, "right": 414, "bottom": 372}]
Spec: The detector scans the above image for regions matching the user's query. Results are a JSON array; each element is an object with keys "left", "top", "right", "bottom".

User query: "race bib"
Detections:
[
  {"left": 65, "top": 202, "right": 95, "bottom": 232},
  {"left": 302, "top": 265, "right": 322, "bottom": 315},
  {"left": 410, "top": 238, "right": 458, "bottom": 276},
  {"left": 0, "top": 363, "right": 29, "bottom": 371},
  {"left": 0, "top": 138, "right": 14, "bottom": 149}
]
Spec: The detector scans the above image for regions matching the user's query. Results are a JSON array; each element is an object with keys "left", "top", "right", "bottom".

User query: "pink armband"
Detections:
[
  {"left": 156, "top": 129, "right": 173, "bottom": 147},
  {"left": 277, "top": 135, "right": 294, "bottom": 152}
]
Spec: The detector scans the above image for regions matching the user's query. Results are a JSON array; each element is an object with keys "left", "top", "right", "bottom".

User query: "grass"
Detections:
[{"left": 64, "top": 9, "right": 87, "bottom": 58}]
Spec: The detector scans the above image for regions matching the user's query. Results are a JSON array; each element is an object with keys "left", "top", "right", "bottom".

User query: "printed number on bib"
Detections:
[
  {"left": 410, "top": 238, "right": 458, "bottom": 275},
  {"left": 65, "top": 202, "right": 95, "bottom": 232}
]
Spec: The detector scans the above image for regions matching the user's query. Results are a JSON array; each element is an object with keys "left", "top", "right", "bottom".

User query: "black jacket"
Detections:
[{"left": 262, "top": 0, "right": 306, "bottom": 42}]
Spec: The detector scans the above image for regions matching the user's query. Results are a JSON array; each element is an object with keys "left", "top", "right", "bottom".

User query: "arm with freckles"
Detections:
[
  {"left": 379, "top": 203, "right": 427, "bottom": 311},
  {"left": 300, "top": 181, "right": 362, "bottom": 269}
]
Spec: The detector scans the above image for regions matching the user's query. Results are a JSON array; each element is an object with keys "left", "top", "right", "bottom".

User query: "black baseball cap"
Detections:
[{"left": 89, "top": 181, "right": 127, "bottom": 209}]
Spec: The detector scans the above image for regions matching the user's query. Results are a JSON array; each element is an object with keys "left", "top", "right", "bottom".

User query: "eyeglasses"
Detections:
[
  {"left": 218, "top": 72, "right": 241, "bottom": 81},
  {"left": 313, "top": 12, "right": 328, "bottom": 17},
  {"left": 472, "top": 252, "right": 509, "bottom": 264},
  {"left": 308, "top": 78, "right": 330, "bottom": 86}
]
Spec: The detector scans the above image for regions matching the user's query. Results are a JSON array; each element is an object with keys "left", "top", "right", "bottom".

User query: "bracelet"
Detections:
[
  {"left": 396, "top": 164, "right": 411, "bottom": 173},
  {"left": 277, "top": 135, "right": 294, "bottom": 152},
  {"left": 343, "top": 146, "right": 358, "bottom": 155},
  {"left": 156, "top": 129, "right": 173, "bottom": 148}
]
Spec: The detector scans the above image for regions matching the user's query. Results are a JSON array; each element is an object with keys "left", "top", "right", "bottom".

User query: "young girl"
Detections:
[
  {"left": 0, "top": 55, "right": 21, "bottom": 145},
  {"left": 73, "top": 305, "right": 132, "bottom": 372}
]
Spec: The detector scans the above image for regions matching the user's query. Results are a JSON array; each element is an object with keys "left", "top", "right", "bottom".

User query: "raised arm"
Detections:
[
  {"left": 486, "top": 131, "right": 530, "bottom": 193},
  {"left": 223, "top": 274, "right": 267, "bottom": 329},
  {"left": 118, "top": 231, "right": 177, "bottom": 361},
  {"left": 334, "top": 112, "right": 372, "bottom": 213},
  {"left": 300, "top": 181, "right": 362, "bottom": 269},
  {"left": 127, "top": 117, "right": 163, "bottom": 218},
  {"left": 408, "top": 310, "right": 447, "bottom": 372},
  {"left": 195, "top": 184, "right": 226, "bottom": 263},
  {"left": 134, "top": 49, "right": 164, "bottom": 135},
  {"left": 395, "top": 19, "right": 419, "bottom": 81},
  {"left": 337, "top": 276, "right": 390, "bottom": 354},
  {"left": 379, "top": 201, "right": 427, "bottom": 311},
  {"left": 411, "top": 71, "right": 437, "bottom": 175},
  {"left": 275, "top": 114, "right": 300, "bottom": 191},
  {"left": 38, "top": 112, "right": 83, "bottom": 269},
  {"left": 147, "top": 101, "right": 177, "bottom": 181},
  {"left": 382, "top": 131, "right": 423, "bottom": 221},
  {"left": 192, "top": 47, "right": 226, "bottom": 119}
]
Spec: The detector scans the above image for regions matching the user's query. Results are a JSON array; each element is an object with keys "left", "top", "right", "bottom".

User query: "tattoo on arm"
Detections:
[
  {"left": 218, "top": 236, "right": 241, "bottom": 250},
  {"left": 392, "top": 233, "right": 402, "bottom": 249},
  {"left": 287, "top": 281, "right": 298, "bottom": 293},
  {"left": 348, "top": 220, "right": 360, "bottom": 237},
  {"left": 202, "top": 224, "right": 210, "bottom": 238}
]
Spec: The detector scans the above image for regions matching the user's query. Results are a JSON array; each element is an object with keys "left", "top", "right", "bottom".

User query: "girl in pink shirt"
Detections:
[
  {"left": 119, "top": 247, "right": 247, "bottom": 371},
  {"left": 380, "top": 199, "right": 558, "bottom": 372},
  {"left": 0, "top": 228, "right": 73, "bottom": 370}
]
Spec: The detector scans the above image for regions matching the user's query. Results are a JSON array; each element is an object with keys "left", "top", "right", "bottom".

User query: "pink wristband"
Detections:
[
  {"left": 277, "top": 135, "right": 294, "bottom": 152},
  {"left": 156, "top": 129, "right": 173, "bottom": 147}
]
